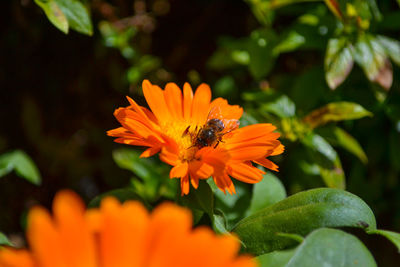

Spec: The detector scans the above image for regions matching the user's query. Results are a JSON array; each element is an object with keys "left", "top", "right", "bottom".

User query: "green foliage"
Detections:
[
  {"left": 303, "top": 102, "right": 372, "bottom": 128},
  {"left": 0, "top": 150, "right": 41, "bottom": 185},
  {"left": 233, "top": 188, "right": 376, "bottom": 255},
  {"left": 248, "top": 172, "right": 287, "bottom": 215},
  {"left": 112, "top": 148, "right": 177, "bottom": 201},
  {"left": 257, "top": 228, "right": 376, "bottom": 267},
  {"left": 34, "top": 0, "right": 92, "bottom": 35}
]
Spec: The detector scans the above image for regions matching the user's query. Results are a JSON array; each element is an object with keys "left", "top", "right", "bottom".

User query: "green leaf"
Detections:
[
  {"left": 256, "top": 249, "right": 296, "bottom": 267},
  {"left": 208, "top": 179, "right": 252, "bottom": 230},
  {"left": 0, "top": 150, "right": 41, "bottom": 185},
  {"left": 368, "top": 229, "right": 400, "bottom": 252},
  {"left": 249, "top": 172, "right": 286, "bottom": 215},
  {"left": 325, "top": 37, "right": 354, "bottom": 89},
  {"left": 273, "top": 30, "right": 305, "bottom": 55},
  {"left": 353, "top": 34, "right": 392, "bottom": 90},
  {"left": 303, "top": 101, "right": 372, "bottom": 129},
  {"left": 286, "top": 228, "right": 376, "bottom": 267},
  {"left": 113, "top": 148, "right": 159, "bottom": 183},
  {"left": 248, "top": 29, "right": 277, "bottom": 79},
  {"left": 377, "top": 35, "right": 400, "bottom": 67},
  {"left": 0, "top": 232, "right": 13, "bottom": 246},
  {"left": 261, "top": 95, "right": 296, "bottom": 118},
  {"left": 54, "top": 0, "right": 93, "bottom": 35},
  {"left": 319, "top": 126, "right": 368, "bottom": 164},
  {"left": 88, "top": 188, "right": 149, "bottom": 209},
  {"left": 34, "top": 0, "right": 69, "bottom": 34},
  {"left": 302, "top": 133, "right": 345, "bottom": 189},
  {"left": 180, "top": 180, "right": 214, "bottom": 222},
  {"left": 112, "top": 148, "right": 170, "bottom": 200},
  {"left": 232, "top": 188, "right": 376, "bottom": 255},
  {"left": 213, "top": 209, "right": 229, "bottom": 234}
]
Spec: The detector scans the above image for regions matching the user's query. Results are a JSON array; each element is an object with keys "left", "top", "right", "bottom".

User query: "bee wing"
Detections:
[
  {"left": 207, "top": 106, "right": 223, "bottom": 120},
  {"left": 222, "top": 119, "right": 240, "bottom": 134}
]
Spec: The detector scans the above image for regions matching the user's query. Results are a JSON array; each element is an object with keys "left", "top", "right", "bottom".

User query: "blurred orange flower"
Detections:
[
  {"left": 0, "top": 190, "right": 257, "bottom": 267},
  {"left": 108, "top": 80, "right": 284, "bottom": 195}
]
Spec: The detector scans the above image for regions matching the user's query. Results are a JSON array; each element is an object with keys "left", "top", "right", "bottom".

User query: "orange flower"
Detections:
[
  {"left": 0, "top": 190, "right": 257, "bottom": 267},
  {"left": 108, "top": 80, "right": 284, "bottom": 195}
]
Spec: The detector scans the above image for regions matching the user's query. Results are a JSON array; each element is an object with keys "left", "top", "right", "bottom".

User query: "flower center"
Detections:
[{"left": 161, "top": 120, "right": 201, "bottom": 162}]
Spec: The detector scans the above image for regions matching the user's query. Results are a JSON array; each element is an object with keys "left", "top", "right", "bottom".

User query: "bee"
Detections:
[{"left": 183, "top": 107, "right": 239, "bottom": 149}]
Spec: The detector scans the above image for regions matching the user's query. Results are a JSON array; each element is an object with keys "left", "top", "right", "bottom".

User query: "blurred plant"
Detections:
[
  {"left": 34, "top": 0, "right": 93, "bottom": 35},
  {"left": 242, "top": 89, "right": 371, "bottom": 189},
  {"left": 0, "top": 150, "right": 41, "bottom": 185},
  {"left": 211, "top": 0, "right": 400, "bottom": 92},
  {"left": 96, "top": 0, "right": 171, "bottom": 89}
]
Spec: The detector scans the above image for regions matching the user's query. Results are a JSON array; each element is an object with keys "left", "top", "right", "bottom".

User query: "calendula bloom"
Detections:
[
  {"left": 108, "top": 80, "right": 284, "bottom": 195},
  {"left": 0, "top": 190, "right": 257, "bottom": 267}
]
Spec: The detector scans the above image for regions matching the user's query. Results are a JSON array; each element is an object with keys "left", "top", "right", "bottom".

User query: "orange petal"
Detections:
[
  {"left": 183, "top": 83, "right": 194, "bottom": 120},
  {"left": 0, "top": 249, "right": 35, "bottom": 267},
  {"left": 140, "top": 146, "right": 161, "bottom": 158},
  {"left": 99, "top": 198, "right": 149, "bottom": 267},
  {"left": 164, "top": 83, "right": 183, "bottom": 119},
  {"left": 191, "top": 83, "right": 211, "bottom": 125},
  {"left": 170, "top": 162, "right": 189, "bottom": 178},
  {"left": 227, "top": 124, "right": 277, "bottom": 144},
  {"left": 254, "top": 158, "right": 279, "bottom": 171},
  {"left": 190, "top": 174, "right": 200, "bottom": 189},
  {"left": 142, "top": 80, "right": 171, "bottom": 124},
  {"left": 53, "top": 191, "right": 97, "bottom": 267},
  {"left": 180, "top": 174, "right": 190, "bottom": 195},
  {"left": 27, "top": 207, "right": 66, "bottom": 267},
  {"left": 271, "top": 143, "right": 285, "bottom": 156},
  {"left": 146, "top": 203, "right": 193, "bottom": 266},
  {"left": 230, "top": 146, "right": 274, "bottom": 161},
  {"left": 228, "top": 163, "right": 263, "bottom": 183},
  {"left": 210, "top": 98, "right": 243, "bottom": 120}
]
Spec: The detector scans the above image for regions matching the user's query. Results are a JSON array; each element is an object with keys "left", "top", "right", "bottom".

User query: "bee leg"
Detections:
[
  {"left": 182, "top": 126, "right": 191, "bottom": 137},
  {"left": 213, "top": 141, "right": 220, "bottom": 149}
]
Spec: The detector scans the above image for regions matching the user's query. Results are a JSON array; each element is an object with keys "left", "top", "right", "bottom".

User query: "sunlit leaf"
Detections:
[
  {"left": 233, "top": 188, "right": 376, "bottom": 255},
  {"left": 0, "top": 150, "right": 41, "bottom": 185},
  {"left": 377, "top": 35, "right": 400, "bottom": 66},
  {"left": 273, "top": 31, "right": 305, "bottom": 55},
  {"left": 353, "top": 34, "right": 392, "bottom": 90},
  {"left": 55, "top": 0, "right": 93, "bottom": 35},
  {"left": 260, "top": 95, "right": 296, "bottom": 118},
  {"left": 302, "top": 133, "right": 345, "bottom": 188},
  {"left": 318, "top": 126, "right": 368, "bottom": 164},
  {"left": 325, "top": 37, "right": 354, "bottom": 89},
  {"left": 368, "top": 229, "right": 400, "bottom": 252},
  {"left": 286, "top": 228, "right": 377, "bottom": 267},
  {"left": 303, "top": 101, "right": 372, "bottom": 129},
  {"left": 34, "top": 0, "right": 69, "bottom": 34},
  {"left": 249, "top": 172, "right": 286, "bottom": 215},
  {"left": 324, "top": 0, "right": 343, "bottom": 19}
]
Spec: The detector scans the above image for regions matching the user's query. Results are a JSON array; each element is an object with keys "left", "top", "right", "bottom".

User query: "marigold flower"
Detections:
[
  {"left": 108, "top": 80, "right": 284, "bottom": 195},
  {"left": 0, "top": 190, "right": 257, "bottom": 267}
]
